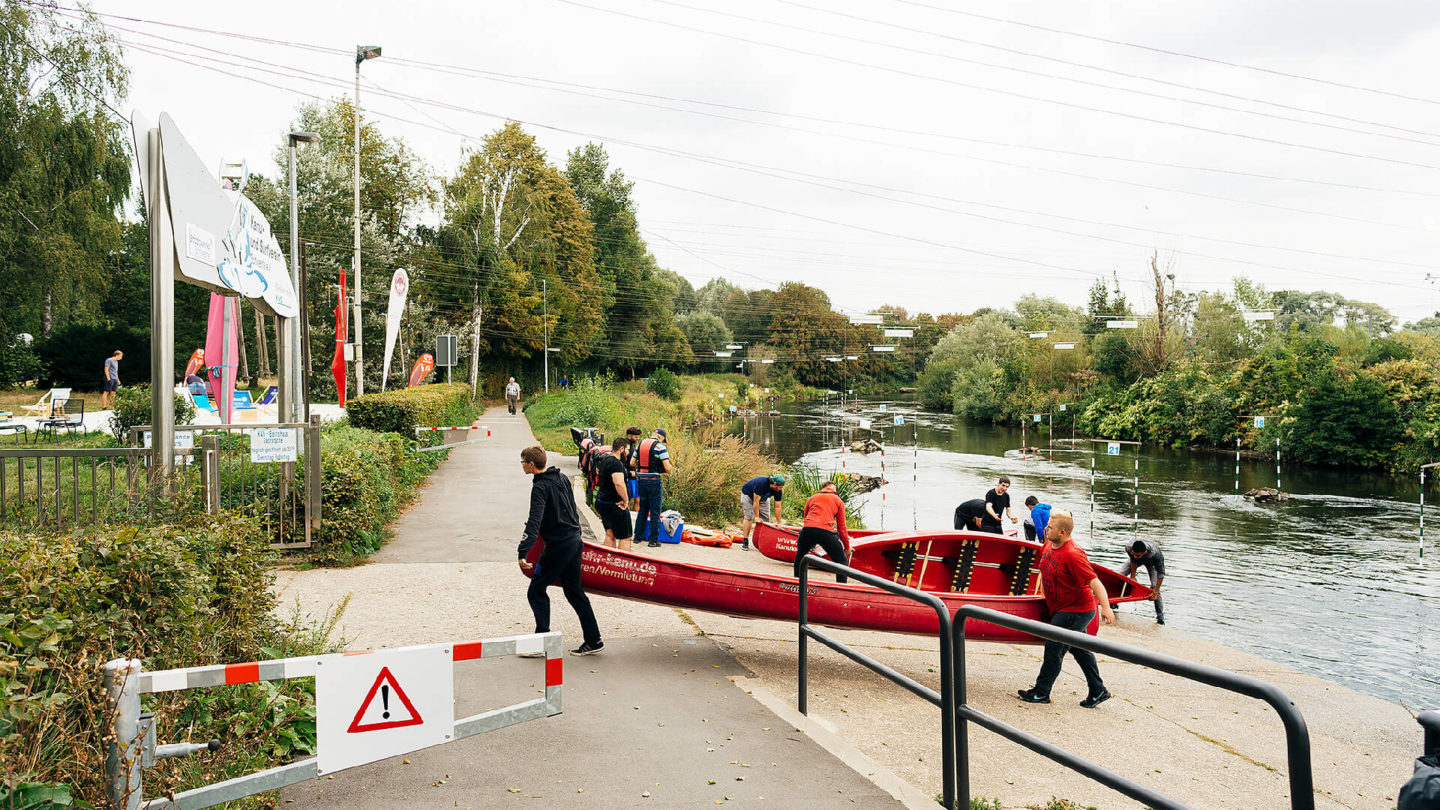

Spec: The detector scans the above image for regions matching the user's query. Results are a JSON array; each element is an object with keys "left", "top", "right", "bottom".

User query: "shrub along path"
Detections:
[{"left": 274, "top": 406, "right": 908, "bottom": 808}]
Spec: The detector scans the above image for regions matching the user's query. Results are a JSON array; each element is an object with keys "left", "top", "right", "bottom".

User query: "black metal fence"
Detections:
[
  {"left": 0, "top": 447, "right": 204, "bottom": 531},
  {"left": 797, "top": 556, "right": 958, "bottom": 810},
  {"left": 795, "top": 557, "right": 1318, "bottom": 810}
]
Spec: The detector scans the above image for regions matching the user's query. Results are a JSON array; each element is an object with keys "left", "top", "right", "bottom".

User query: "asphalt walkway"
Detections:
[{"left": 274, "top": 407, "right": 908, "bottom": 808}]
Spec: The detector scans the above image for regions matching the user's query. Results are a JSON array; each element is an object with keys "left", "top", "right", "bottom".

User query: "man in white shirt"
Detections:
[{"left": 506, "top": 377, "right": 521, "bottom": 415}]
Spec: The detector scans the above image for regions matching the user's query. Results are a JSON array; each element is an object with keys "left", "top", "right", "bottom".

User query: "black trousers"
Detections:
[
  {"left": 527, "top": 540, "right": 601, "bottom": 646},
  {"left": 793, "top": 527, "right": 848, "bottom": 583},
  {"left": 1031, "top": 609, "right": 1105, "bottom": 697}
]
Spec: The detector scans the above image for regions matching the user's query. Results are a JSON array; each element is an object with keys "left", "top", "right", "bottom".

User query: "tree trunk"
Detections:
[
  {"left": 254, "top": 309, "right": 271, "bottom": 377},
  {"left": 236, "top": 299, "right": 251, "bottom": 386},
  {"left": 41, "top": 290, "right": 52, "bottom": 338},
  {"left": 469, "top": 286, "right": 482, "bottom": 396}
]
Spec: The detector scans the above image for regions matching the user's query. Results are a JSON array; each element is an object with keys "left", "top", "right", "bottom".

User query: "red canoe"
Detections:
[
  {"left": 524, "top": 532, "right": 1151, "bottom": 644},
  {"left": 752, "top": 522, "right": 1017, "bottom": 564}
]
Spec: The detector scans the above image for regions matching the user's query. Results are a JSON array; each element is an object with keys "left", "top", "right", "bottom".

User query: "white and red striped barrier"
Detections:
[
  {"left": 106, "top": 632, "right": 561, "bottom": 808},
  {"left": 415, "top": 425, "right": 491, "bottom": 436}
]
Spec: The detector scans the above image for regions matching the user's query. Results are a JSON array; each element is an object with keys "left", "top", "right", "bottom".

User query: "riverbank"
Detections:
[{"left": 272, "top": 410, "right": 1423, "bottom": 808}]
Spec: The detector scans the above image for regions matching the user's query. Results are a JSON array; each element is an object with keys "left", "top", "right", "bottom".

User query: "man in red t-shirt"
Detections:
[{"left": 1018, "top": 509, "right": 1115, "bottom": 708}]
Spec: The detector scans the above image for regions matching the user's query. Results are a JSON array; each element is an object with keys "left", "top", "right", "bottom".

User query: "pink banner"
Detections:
[{"left": 204, "top": 293, "right": 239, "bottom": 423}]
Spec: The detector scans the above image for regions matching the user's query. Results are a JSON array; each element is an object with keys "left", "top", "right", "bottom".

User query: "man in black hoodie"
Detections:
[{"left": 517, "top": 445, "right": 604, "bottom": 656}]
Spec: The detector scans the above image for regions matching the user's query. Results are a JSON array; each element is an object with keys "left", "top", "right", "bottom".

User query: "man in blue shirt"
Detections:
[
  {"left": 1023, "top": 496, "right": 1052, "bottom": 543},
  {"left": 740, "top": 473, "right": 786, "bottom": 549},
  {"left": 633, "top": 429, "right": 672, "bottom": 548}
]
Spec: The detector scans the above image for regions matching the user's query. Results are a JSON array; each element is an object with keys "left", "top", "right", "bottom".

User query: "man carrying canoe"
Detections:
[
  {"left": 1018, "top": 509, "right": 1114, "bottom": 708},
  {"left": 739, "top": 473, "right": 785, "bottom": 550},
  {"left": 794, "top": 481, "right": 851, "bottom": 583}
]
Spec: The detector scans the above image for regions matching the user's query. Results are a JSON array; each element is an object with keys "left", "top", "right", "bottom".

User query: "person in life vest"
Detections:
[{"left": 633, "top": 428, "right": 672, "bottom": 548}]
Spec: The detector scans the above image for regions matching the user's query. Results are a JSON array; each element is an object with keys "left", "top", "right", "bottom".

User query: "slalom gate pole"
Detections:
[
  {"left": 1235, "top": 436, "right": 1241, "bottom": 494},
  {"left": 1133, "top": 456, "right": 1140, "bottom": 535},
  {"left": 1048, "top": 413, "right": 1053, "bottom": 460},
  {"left": 880, "top": 440, "right": 887, "bottom": 530},
  {"left": 1276, "top": 438, "right": 1282, "bottom": 492},
  {"left": 1090, "top": 453, "right": 1097, "bottom": 539},
  {"left": 912, "top": 422, "right": 918, "bottom": 531},
  {"left": 1422, "top": 468, "right": 1427, "bottom": 560}
]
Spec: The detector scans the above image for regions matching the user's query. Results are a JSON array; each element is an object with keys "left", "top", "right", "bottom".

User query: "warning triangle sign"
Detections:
[{"left": 348, "top": 666, "right": 424, "bottom": 733}]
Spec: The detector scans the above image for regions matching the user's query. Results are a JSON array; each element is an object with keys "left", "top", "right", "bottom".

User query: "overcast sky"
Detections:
[{"left": 81, "top": 0, "right": 1440, "bottom": 323}]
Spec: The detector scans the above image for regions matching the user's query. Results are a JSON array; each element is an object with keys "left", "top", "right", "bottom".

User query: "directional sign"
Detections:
[{"left": 316, "top": 645, "right": 454, "bottom": 775}]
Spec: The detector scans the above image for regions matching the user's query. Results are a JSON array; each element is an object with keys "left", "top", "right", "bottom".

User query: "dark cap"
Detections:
[{"left": 655, "top": 428, "right": 667, "bottom": 439}]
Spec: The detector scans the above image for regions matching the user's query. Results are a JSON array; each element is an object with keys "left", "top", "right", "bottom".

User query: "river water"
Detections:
[{"left": 736, "top": 396, "right": 1439, "bottom": 710}]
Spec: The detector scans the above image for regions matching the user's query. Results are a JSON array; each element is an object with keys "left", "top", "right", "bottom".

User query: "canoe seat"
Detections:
[
  {"left": 891, "top": 543, "right": 918, "bottom": 581},
  {"left": 951, "top": 541, "right": 978, "bottom": 592},
  {"left": 1008, "top": 547, "right": 1037, "bottom": 596}
]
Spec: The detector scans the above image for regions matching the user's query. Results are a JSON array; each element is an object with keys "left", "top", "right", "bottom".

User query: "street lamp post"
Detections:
[
  {"left": 285, "top": 131, "right": 321, "bottom": 424},
  {"left": 353, "top": 44, "right": 381, "bottom": 396}
]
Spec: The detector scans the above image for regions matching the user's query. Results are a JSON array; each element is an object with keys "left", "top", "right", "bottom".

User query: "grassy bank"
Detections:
[{"left": 524, "top": 374, "right": 865, "bottom": 529}]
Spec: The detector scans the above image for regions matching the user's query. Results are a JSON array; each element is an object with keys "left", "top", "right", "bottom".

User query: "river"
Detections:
[{"left": 735, "top": 396, "right": 1439, "bottom": 710}]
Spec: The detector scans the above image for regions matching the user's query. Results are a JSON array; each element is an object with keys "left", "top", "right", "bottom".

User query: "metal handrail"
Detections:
[
  {"left": 798, "top": 555, "right": 957, "bottom": 810},
  {"left": 952, "top": 605, "right": 1315, "bottom": 810}
]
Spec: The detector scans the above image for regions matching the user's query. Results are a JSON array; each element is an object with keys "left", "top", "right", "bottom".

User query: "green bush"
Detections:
[
  {"left": 310, "top": 424, "right": 443, "bottom": 564},
  {"left": 646, "top": 367, "right": 682, "bottom": 401},
  {"left": 0, "top": 515, "right": 330, "bottom": 805},
  {"left": 0, "top": 335, "right": 44, "bottom": 387},
  {"left": 345, "top": 383, "right": 477, "bottom": 437},
  {"left": 108, "top": 384, "right": 197, "bottom": 440},
  {"left": 34, "top": 323, "right": 150, "bottom": 389}
]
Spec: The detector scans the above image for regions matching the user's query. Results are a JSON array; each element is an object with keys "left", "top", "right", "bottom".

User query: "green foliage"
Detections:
[
  {"left": 647, "top": 367, "right": 682, "bottom": 401},
  {"left": 659, "top": 429, "right": 774, "bottom": 529},
  {"left": 108, "top": 385, "right": 196, "bottom": 440},
  {"left": 779, "top": 463, "right": 865, "bottom": 527},
  {"left": 34, "top": 324, "right": 148, "bottom": 389},
  {"left": 527, "top": 374, "right": 620, "bottom": 433},
  {"left": 311, "top": 424, "right": 444, "bottom": 564},
  {"left": 0, "top": 336, "right": 44, "bottom": 388},
  {"left": 0, "top": 515, "right": 331, "bottom": 804},
  {"left": 344, "top": 383, "right": 477, "bottom": 437},
  {"left": 1284, "top": 367, "right": 1401, "bottom": 467}
]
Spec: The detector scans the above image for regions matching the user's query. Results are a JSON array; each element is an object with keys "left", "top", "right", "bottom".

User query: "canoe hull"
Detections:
[{"left": 525, "top": 538, "right": 1135, "bottom": 644}]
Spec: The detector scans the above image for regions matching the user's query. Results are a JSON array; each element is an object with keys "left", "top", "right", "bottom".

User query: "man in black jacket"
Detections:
[{"left": 517, "top": 445, "right": 604, "bottom": 656}]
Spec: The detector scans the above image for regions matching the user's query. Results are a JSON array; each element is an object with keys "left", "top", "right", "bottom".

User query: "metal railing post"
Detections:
[
  {"left": 201, "top": 435, "right": 220, "bottom": 515},
  {"left": 797, "top": 561, "right": 808, "bottom": 716},
  {"left": 951, "top": 614, "right": 968, "bottom": 807},
  {"left": 104, "top": 658, "right": 143, "bottom": 810},
  {"left": 308, "top": 414, "right": 322, "bottom": 532}
]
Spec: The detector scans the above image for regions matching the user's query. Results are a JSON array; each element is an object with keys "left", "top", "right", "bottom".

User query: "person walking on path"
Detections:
[
  {"left": 101, "top": 350, "right": 123, "bottom": 409},
  {"left": 1023, "top": 495, "right": 1052, "bottom": 543},
  {"left": 740, "top": 473, "right": 786, "bottom": 549},
  {"left": 954, "top": 498, "right": 986, "bottom": 531},
  {"left": 516, "top": 444, "right": 604, "bottom": 656},
  {"left": 1119, "top": 539, "right": 1166, "bottom": 625},
  {"left": 794, "top": 481, "right": 851, "bottom": 583},
  {"left": 1018, "top": 509, "right": 1114, "bottom": 708},
  {"left": 634, "top": 428, "right": 672, "bottom": 548},
  {"left": 982, "top": 476, "right": 1018, "bottom": 534},
  {"left": 505, "top": 377, "right": 521, "bottom": 415},
  {"left": 593, "top": 437, "right": 634, "bottom": 552}
]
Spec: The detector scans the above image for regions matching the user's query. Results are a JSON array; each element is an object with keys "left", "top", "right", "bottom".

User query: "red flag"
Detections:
[
  {"left": 332, "top": 268, "right": 348, "bottom": 408},
  {"left": 408, "top": 353, "right": 435, "bottom": 387}
]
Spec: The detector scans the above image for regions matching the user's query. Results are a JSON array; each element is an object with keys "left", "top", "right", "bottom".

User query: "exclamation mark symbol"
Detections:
[{"left": 381, "top": 684, "right": 391, "bottom": 719}]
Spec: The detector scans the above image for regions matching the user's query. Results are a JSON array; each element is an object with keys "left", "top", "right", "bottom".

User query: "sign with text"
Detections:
[
  {"left": 250, "top": 428, "right": 298, "bottom": 463},
  {"left": 1107, "top": 442, "right": 1121, "bottom": 456},
  {"left": 316, "top": 645, "right": 454, "bottom": 775},
  {"left": 1253, "top": 416, "right": 1266, "bottom": 429},
  {"left": 141, "top": 430, "right": 195, "bottom": 466}
]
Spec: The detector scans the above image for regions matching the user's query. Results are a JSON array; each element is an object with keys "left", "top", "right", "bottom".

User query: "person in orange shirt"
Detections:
[{"left": 794, "top": 481, "right": 853, "bottom": 583}]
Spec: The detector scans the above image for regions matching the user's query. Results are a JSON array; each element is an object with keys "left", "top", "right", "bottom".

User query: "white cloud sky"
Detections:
[{"left": 82, "top": 0, "right": 1440, "bottom": 323}]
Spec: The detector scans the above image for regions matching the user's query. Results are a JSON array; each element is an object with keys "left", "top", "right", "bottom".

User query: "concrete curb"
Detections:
[{"left": 732, "top": 674, "right": 939, "bottom": 810}]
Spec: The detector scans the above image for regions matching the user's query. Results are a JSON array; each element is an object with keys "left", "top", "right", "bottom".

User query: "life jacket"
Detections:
[
  {"left": 637, "top": 438, "right": 667, "bottom": 475},
  {"left": 578, "top": 437, "right": 596, "bottom": 479},
  {"left": 587, "top": 446, "right": 609, "bottom": 486}
]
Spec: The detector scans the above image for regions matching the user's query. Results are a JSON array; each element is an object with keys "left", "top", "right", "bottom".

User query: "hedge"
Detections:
[
  {"left": 0, "top": 515, "right": 331, "bottom": 806},
  {"left": 345, "top": 383, "right": 477, "bottom": 437},
  {"left": 310, "top": 424, "right": 444, "bottom": 564}
]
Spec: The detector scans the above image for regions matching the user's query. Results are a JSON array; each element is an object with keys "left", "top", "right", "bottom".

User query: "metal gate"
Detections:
[{"left": 130, "top": 416, "right": 322, "bottom": 548}]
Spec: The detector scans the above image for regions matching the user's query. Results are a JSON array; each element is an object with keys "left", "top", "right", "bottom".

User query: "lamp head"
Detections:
[
  {"left": 356, "top": 45, "right": 382, "bottom": 64},
  {"left": 289, "top": 131, "right": 322, "bottom": 145}
]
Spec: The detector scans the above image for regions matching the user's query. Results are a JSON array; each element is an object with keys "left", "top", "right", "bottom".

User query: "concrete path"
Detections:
[{"left": 275, "top": 407, "right": 907, "bottom": 808}]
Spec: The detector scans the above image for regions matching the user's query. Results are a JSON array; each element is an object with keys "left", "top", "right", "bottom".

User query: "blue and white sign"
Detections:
[
  {"left": 879, "top": 404, "right": 887, "bottom": 412},
  {"left": 1253, "top": 416, "right": 1266, "bottom": 429},
  {"left": 893, "top": 415, "right": 904, "bottom": 426},
  {"left": 251, "top": 428, "right": 298, "bottom": 463},
  {"left": 1059, "top": 404, "right": 1067, "bottom": 412},
  {"left": 1033, "top": 414, "right": 1042, "bottom": 422},
  {"left": 1106, "top": 442, "right": 1121, "bottom": 456}
]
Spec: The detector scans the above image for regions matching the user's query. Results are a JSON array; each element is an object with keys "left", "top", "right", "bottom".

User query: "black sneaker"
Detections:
[
  {"left": 1157, "top": 618, "right": 1166, "bottom": 625},
  {"left": 1080, "top": 689, "right": 1112, "bottom": 708},
  {"left": 571, "top": 641, "right": 604, "bottom": 656},
  {"left": 1016, "top": 688, "right": 1050, "bottom": 704},
  {"left": 647, "top": 541, "right": 661, "bottom": 548}
]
